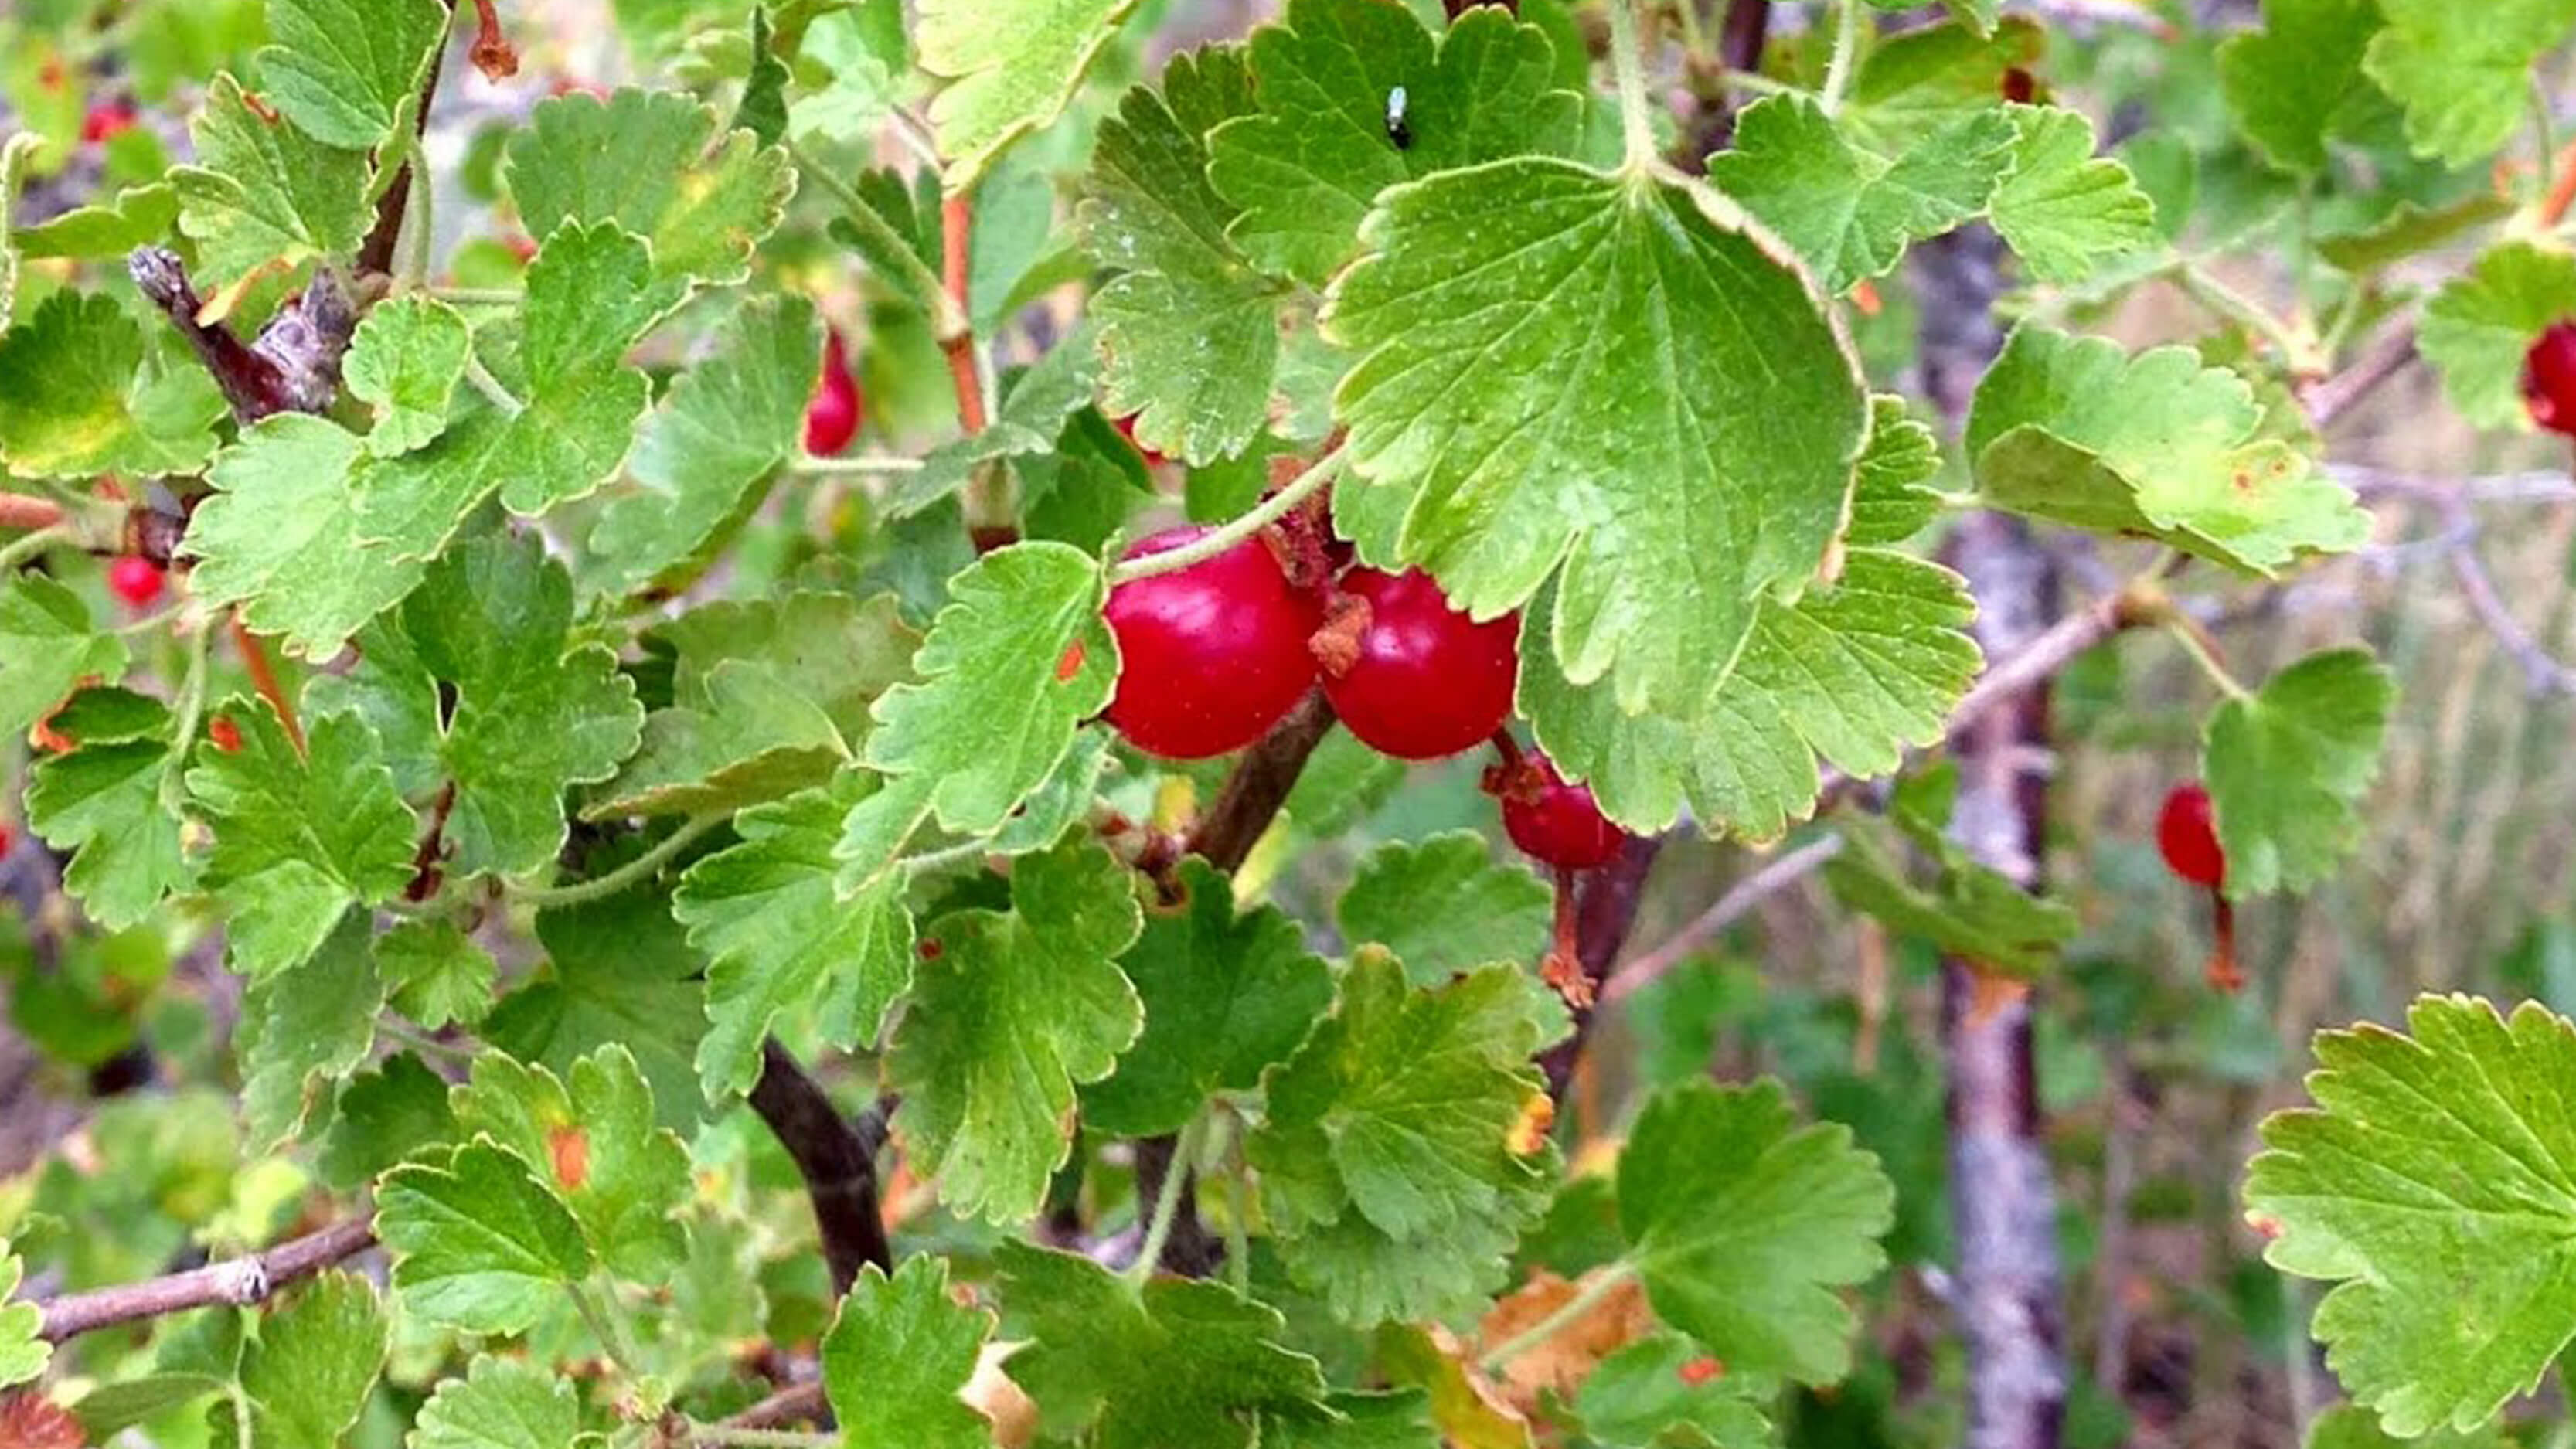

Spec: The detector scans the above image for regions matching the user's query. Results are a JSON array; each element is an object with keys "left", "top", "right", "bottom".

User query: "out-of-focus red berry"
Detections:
[{"left": 2523, "top": 321, "right": 2576, "bottom": 436}]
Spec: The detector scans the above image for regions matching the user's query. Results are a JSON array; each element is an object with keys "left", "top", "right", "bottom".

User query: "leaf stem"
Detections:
[
  {"left": 1819, "top": 0, "right": 1865, "bottom": 117},
  {"left": 2168, "top": 260, "right": 2326, "bottom": 376},
  {"left": 791, "top": 453, "right": 925, "bottom": 475},
  {"left": 1223, "top": 1127, "right": 1252, "bottom": 1296},
  {"left": 787, "top": 138, "right": 963, "bottom": 337},
  {"left": 461, "top": 350, "right": 525, "bottom": 417},
  {"left": 1477, "top": 1261, "right": 1639, "bottom": 1374},
  {"left": 567, "top": 1280, "right": 642, "bottom": 1379},
  {"left": 1607, "top": 0, "right": 1659, "bottom": 173},
  {"left": 514, "top": 813, "right": 727, "bottom": 908},
  {"left": 0, "top": 524, "right": 69, "bottom": 574},
  {"left": 159, "top": 624, "right": 214, "bottom": 811},
  {"left": 1130, "top": 1116, "right": 1204, "bottom": 1282},
  {"left": 1104, "top": 447, "right": 1348, "bottom": 587},
  {"left": 1719, "top": 67, "right": 1795, "bottom": 98},
  {"left": 2164, "top": 620, "right": 2253, "bottom": 703},
  {"left": 230, "top": 611, "right": 303, "bottom": 757},
  {"left": 400, "top": 132, "right": 435, "bottom": 291},
  {"left": 429, "top": 286, "right": 521, "bottom": 306}
]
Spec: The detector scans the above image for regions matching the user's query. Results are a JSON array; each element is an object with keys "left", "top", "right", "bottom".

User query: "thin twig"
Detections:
[
  {"left": 512, "top": 813, "right": 725, "bottom": 908},
  {"left": 230, "top": 612, "right": 305, "bottom": 756},
  {"left": 358, "top": 0, "right": 453, "bottom": 278},
  {"left": 1604, "top": 835, "right": 1846, "bottom": 1005},
  {"left": 0, "top": 493, "right": 66, "bottom": 532},
  {"left": 2445, "top": 529, "right": 2576, "bottom": 695},
  {"left": 34, "top": 1218, "right": 378, "bottom": 1342},
  {"left": 2300, "top": 320, "right": 2418, "bottom": 428},
  {"left": 1186, "top": 691, "right": 1338, "bottom": 872},
  {"left": 724, "top": 1383, "right": 828, "bottom": 1431}
]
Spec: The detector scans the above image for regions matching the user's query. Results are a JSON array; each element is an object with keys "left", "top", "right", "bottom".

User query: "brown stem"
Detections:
[
  {"left": 940, "top": 195, "right": 987, "bottom": 436},
  {"left": 34, "top": 1217, "right": 377, "bottom": 1342},
  {"left": 404, "top": 781, "right": 458, "bottom": 903},
  {"left": 747, "top": 1039, "right": 893, "bottom": 1294},
  {"left": 465, "top": 0, "right": 518, "bottom": 79},
  {"left": 725, "top": 1382, "right": 828, "bottom": 1430},
  {"left": 357, "top": 2, "right": 454, "bottom": 278},
  {"left": 230, "top": 612, "right": 305, "bottom": 756},
  {"left": 2543, "top": 138, "right": 2576, "bottom": 229},
  {"left": 1533, "top": 835, "right": 1665, "bottom": 1104},
  {"left": 1185, "top": 689, "right": 1338, "bottom": 872},
  {"left": 1606, "top": 835, "right": 1845, "bottom": 1005},
  {"left": 0, "top": 494, "right": 65, "bottom": 532}
]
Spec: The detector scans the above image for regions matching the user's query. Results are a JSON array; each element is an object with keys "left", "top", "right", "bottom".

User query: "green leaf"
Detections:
[
  {"left": 353, "top": 221, "right": 682, "bottom": 562},
  {"left": 451, "top": 1045, "right": 691, "bottom": 1278},
  {"left": 0, "top": 575, "right": 126, "bottom": 740},
  {"left": 1707, "top": 94, "right": 2014, "bottom": 293},
  {"left": 881, "top": 326, "right": 1102, "bottom": 519},
  {"left": 257, "top": 0, "right": 449, "bottom": 148},
  {"left": 1848, "top": 396, "right": 1943, "bottom": 546},
  {"left": 786, "top": 9, "right": 897, "bottom": 148},
  {"left": 483, "top": 896, "right": 709, "bottom": 1134},
  {"left": 28, "top": 736, "right": 189, "bottom": 931},
  {"left": 676, "top": 771, "right": 915, "bottom": 1103},
  {"left": 339, "top": 531, "right": 645, "bottom": 878},
  {"left": 2305, "top": 1402, "right": 2515, "bottom": 1449},
  {"left": 1619, "top": 1079, "right": 1894, "bottom": 1384},
  {"left": 1986, "top": 104, "right": 2160, "bottom": 284},
  {"left": 594, "top": 590, "right": 917, "bottom": 819},
  {"left": 1967, "top": 325, "right": 2367, "bottom": 573},
  {"left": 917, "top": 0, "right": 1138, "bottom": 189},
  {"left": 317, "top": 1053, "right": 457, "bottom": 1191},
  {"left": 381, "top": 919, "right": 497, "bottom": 1031},
  {"left": 0, "top": 289, "right": 224, "bottom": 479},
  {"left": 2316, "top": 192, "right": 2515, "bottom": 277},
  {"left": 1521, "top": 550, "right": 1979, "bottom": 838},
  {"left": 1081, "top": 47, "right": 1283, "bottom": 466},
  {"left": 588, "top": 292, "right": 821, "bottom": 591},
  {"left": 411, "top": 1359, "right": 581, "bottom": 1449},
  {"left": 342, "top": 293, "right": 470, "bottom": 457},
  {"left": 237, "top": 912, "right": 383, "bottom": 1151},
  {"left": 2245, "top": 995, "right": 2576, "bottom": 1436},
  {"left": 1335, "top": 832, "right": 1551, "bottom": 986},
  {"left": 185, "top": 414, "right": 427, "bottom": 658},
  {"left": 1206, "top": 0, "right": 1582, "bottom": 287},
  {"left": 2216, "top": 0, "right": 2382, "bottom": 174},
  {"left": 505, "top": 88, "right": 793, "bottom": 286},
  {"left": 1265, "top": 1391, "right": 1440, "bottom": 1449},
  {"left": 0, "top": 1250, "right": 49, "bottom": 1389},
  {"left": 377, "top": 1139, "right": 595, "bottom": 1335},
  {"left": 1249, "top": 957, "right": 1558, "bottom": 1324},
  {"left": 1571, "top": 1333, "right": 1774, "bottom": 1449},
  {"left": 186, "top": 704, "right": 415, "bottom": 980},
  {"left": 1325, "top": 159, "right": 1868, "bottom": 716},
  {"left": 733, "top": 8, "right": 791, "bottom": 147},
  {"left": 1084, "top": 856, "right": 1335, "bottom": 1137},
  {"left": 12, "top": 183, "right": 181, "bottom": 260},
  {"left": 852, "top": 541, "right": 1116, "bottom": 849},
  {"left": 169, "top": 73, "right": 373, "bottom": 287},
  {"left": 2363, "top": 0, "right": 2576, "bottom": 165},
  {"left": 236, "top": 1274, "right": 387, "bottom": 1449},
  {"left": 1823, "top": 814, "right": 2077, "bottom": 977},
  {"left": 822, "top": 1257, "right": 997, "bottom": 1449},
  {"left": 2418, "top": 240, "right": 2576, "bottom": 430},
  {"left": 2203, "top": 647, "right": 2394, "bottom": 898},
  {"left": 995, "top": 1240, "right": 1329, "bottom": 1449},
  {"left": 889, "top": 838, "right": 1144, "bottom": 1221}
]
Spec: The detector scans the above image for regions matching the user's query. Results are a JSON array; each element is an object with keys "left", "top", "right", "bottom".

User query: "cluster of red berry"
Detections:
[{"left": 1090, "top": 498, "right": 1625, "bottom": 876}]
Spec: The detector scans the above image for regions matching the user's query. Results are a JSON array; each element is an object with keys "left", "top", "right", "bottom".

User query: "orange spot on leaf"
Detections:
[
  {"left": 1055, "top": 641, "right": 1087, "bottom": 682},
  {"left": 1678, "top": 1355, "right": 1726, "bottom": 1386},
  {"left": 548, "top": 1126, "right": 590, "bottom": 1192}
]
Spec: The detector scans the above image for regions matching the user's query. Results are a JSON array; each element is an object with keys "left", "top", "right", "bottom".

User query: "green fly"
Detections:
[{"left": 1385, "top": 85, "right": 1411, "bottom": 149}]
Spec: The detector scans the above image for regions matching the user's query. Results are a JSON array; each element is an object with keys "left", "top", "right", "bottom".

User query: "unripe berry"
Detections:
[
  {"left": 1500, "top": 753, "right": 1625, "bottom": 871},
  {"left": 1102, "top": 526, "right": 1323, "bottom": 759},
  {"left": 107, "top": 555, "right": 164, "bottom": 608},
  {"left": 2156, "top": 781, "right": 2225, "bottom": 888},
  {"left": 1320, "top": 568, "right": 1518, "bottom": 760},
  {"left": 804, "top": 329, "right": 862, "bottom": 457}
]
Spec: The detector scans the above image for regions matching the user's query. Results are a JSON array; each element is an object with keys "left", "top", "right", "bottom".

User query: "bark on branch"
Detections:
[
  {"left": 33, "top": 1217, "right": 377, "bottom": 1343},
  {"left": 747, "top": 1039, "right": 893, "bottom": 1295}
]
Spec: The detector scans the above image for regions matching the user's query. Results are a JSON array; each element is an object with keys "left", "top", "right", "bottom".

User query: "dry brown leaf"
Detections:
[
  {"left": 0, "top": 1392, "right": 84, "bottom": 1449},
  {"left": 1474, "top": 1267, "right": 1656, "bottom": 1416}
]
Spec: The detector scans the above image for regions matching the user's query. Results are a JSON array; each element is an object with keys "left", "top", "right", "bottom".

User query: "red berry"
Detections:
[
  {"left": 804, "top": 329, "right": 862, "bottom": 456},
  {"left": 2156, "top": 781, "right": 2226, "bottom": 888},
  {"left": 1501, "top": 753, "right": 1625, "bottom": 871},
  {"left": 1112, "top": 411, "right": 1168, "bottom": 468},
  {"left": 1102, "top": 526, "right": 1322, "bottom": 759},
  {"left": 107, "top": 556, "right": 164, "bottom": 607},
  {"left": 1999, "top": 66, "right": 2036, "bottom": 104},
  {"left": 81, "top": 102, "right": 135, "bottom": 144},
  {"left": 1321, "top": 567, "right": 1519, "bottom": 760},
  {"left": 0, "top": 823, "right": 12, "bottom": 858},
  {"left": 2523, "top": 321, "right": 2576, "bottom": 437}
]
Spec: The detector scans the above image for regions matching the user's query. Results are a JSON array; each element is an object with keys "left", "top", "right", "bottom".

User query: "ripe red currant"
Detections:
[
  {"left": 804, "top": 329, "right": 862, "bottom": 457},
  {"left": 2156, "top": 781, "right": 2226, "bottom": 888},
  {"left": 107, "top": 555, "right": 164, "bottom": 608},
  {"left": 1500, "top": 753, "right": 1625, "bottom": 871},
  {"left": 1112, "top": 411, "right": 1168, "bottom": 468},
  {"left": 2523, "top": 321, "right": 2576, "bottom": 437},
  {"left": 1102, "top": 526, "right": 1323, "bottom": 759},
  {"left": 81, "top": 102, "right": 135, "bottom": 145},
  {"left": 1320, "top": 567, "right": 1519, "bottom": 760}
]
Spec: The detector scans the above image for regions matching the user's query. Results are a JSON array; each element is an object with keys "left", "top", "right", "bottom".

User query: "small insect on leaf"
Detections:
[{"left": 1385, "top": 85, "right": 1411, "bottom": 151}]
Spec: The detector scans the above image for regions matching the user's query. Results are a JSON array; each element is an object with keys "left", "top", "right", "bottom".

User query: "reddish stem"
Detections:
[
  {"left": 230, "top": 612, "right": 305, "bottom": 757},
  {"left": 2543, "top": 139, "right": 2576, "bottom": 229},
  {"left": 2205, "top": 893, "right": 2243, "bottom": 993},
  {"left": 940, "top": 195, "right": 986, "bottom": 435},
  {"left": 0, "top": 494, "right": 66, "bottom": 532}
]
